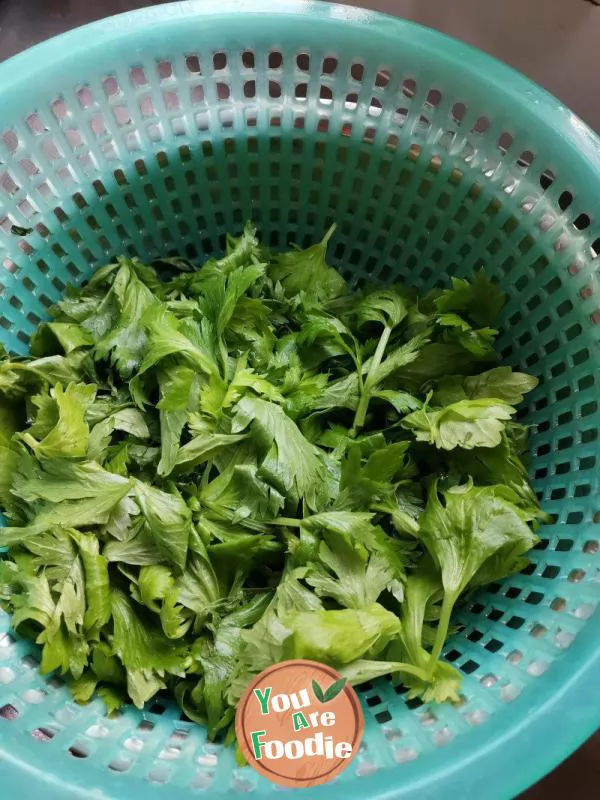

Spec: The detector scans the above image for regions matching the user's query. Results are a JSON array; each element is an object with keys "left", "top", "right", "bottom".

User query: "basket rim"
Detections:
[
  {"left": 1, "top": 0, "right": 600, "bottom": 172},
  {"left": 0, "top": 3, "right": 599, "bottom": 799}
]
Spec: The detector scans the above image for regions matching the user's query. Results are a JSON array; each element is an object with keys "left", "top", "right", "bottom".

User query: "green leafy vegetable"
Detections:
[
  {"left": 21, "top": 382, "right": 96, "bottom": 458},
  {"left": 269, "top": 224, "right": 346, "bottom": 302},
  {"left": 402, "top": 398, "right": 515, "bottom": 450},
  {"left": 0, "top": 226, "right": 543, "bottom": 747},
  {"left": 283, "top": 604, "right": 401, "bottom": 664},
  {"left": 418, "top": 481, "right": 539, "bottom": 674},
  {"left": 231, "top": 397, "right": 333, "bottom": 511}
]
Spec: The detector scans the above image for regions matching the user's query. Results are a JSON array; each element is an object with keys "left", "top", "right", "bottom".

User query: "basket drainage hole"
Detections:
[
  {"left": 0, "top": 703, "right": 19, "bottom": 720},
  {"left": 433, "top": 727, "right": 454, "bottom": 746},
  {"left": 124, "top": 736, "right": 145, "bottom": 753},
  {"left": 467, "top": 629, "right": 483, "bottom": 642},
  {"left": 32, "top": 726, "right": 56, "bottom": 742},
  {"left": 86, "top": 723, "right": 109, "bottom": 738},
  {"left": 147, "top": 768, "right": 171, "bottom": 785},
  {"left": 530, "top": 624, "right": 547, "bottom": 638},
  {"left": 573, "top": 603, "right": 596, "bottom": 620},
  {"left": 418, "top": 710, "right": 437, "bottom": 726},
  {"left": 0, "top": 667, "right": 15, "bottom": 684},
  {"left": 23, "top": 688, "right": 47, "bottom": 704},
  {"left": 551, "top": 597, "right": 567, "bottom": 612},
  {"left": 542, "top": 565, "right": 560, "bottom": 579},
  {"left": 484, "top": 638, "right": 503, "bottom": 653},
  {"left": 465, "top": 709, "right": 489, "bottom": 726},
  {"left": 445, "top": 648, "right": 461, "bottom": 662},
  {"left": 69, "top": 743, "right": 90, "bottom": 758},
  {"left": 159, "top": 745, "right": 182, "bottom": 761},
  {"left": 384, "top": 727, "right": 403, "bottom": 741},
  {"left": 190, "top": 770, "right": 215, "bottom": 790},
  {"left": 525, "top": 591, "right": 544, "bottom": 605},
  {"left": 480, "top": 673, "right": 498, "bottom": 687},
  {"left": 555, "top": 629, "right": 576, "bottom": 649},
  {"left": 109, "top": 757, "right": 134, "bottom": 773},
  {"left": 527, "top": 660, "right": 550, "bottom": 677},
  {"left": 356, "top": 761, "right": 379, "bottom": 777},
  {"left": 394, "top": 747, "right": 418, "bottom": 763},
  {"left": 501, "top": 684, "right": 521, "bottom": 702},
  {"left": 231, "top": 771, "right": 258, "bottom": 791},
  {"left": 197, "top": 751, "right": 218, "bottom": 768}
]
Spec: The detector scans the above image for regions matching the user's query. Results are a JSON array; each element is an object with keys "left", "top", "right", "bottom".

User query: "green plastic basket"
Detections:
[{"left": 0, "top": 2, "right": 599, "bottom": 798}]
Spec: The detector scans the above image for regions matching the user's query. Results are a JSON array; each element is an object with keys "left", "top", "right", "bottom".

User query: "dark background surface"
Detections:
[
  {"left": 0, "top": 1, "right": 598, "bottom": 796},
  {"left": 2, "top": 0, "right": 600, "bottom": 131}
]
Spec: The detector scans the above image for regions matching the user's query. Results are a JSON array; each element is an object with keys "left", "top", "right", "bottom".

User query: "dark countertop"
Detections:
[
  {"left": 0, "top": 1, "right": 598, "bottom": 796},
  {"left": 2, "top": 0, "right": 600, "bottom": 131}
]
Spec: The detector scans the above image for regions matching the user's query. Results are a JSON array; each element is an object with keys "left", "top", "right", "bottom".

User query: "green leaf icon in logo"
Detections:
[
  {"left": 312, "top": 679, "right": 326, "bottom": 703},
  {"left": 312, "top": 677, "right": 347, "bottom": 703}
]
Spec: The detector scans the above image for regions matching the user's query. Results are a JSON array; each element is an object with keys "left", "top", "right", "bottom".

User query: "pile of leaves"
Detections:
[{"left": 0, "top": 224, "right": 546, "bottom": 743}]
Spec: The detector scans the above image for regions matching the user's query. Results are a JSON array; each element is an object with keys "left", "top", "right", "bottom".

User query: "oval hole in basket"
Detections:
[
  {"left": 31, "top": 726, "right": 56, "bottom": 742},
  {"left": 69, "top": 742, "right": 90, "bottom": 759}
]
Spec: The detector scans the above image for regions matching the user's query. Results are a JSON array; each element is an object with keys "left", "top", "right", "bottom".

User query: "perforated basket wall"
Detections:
[{"left": 0, "top": 3, "right": 599, "bottom": 799}]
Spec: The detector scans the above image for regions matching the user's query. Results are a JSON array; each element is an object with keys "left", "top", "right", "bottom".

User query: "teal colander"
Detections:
[{"left": 0, "top": 2, "right": 599, "bottom": 798}]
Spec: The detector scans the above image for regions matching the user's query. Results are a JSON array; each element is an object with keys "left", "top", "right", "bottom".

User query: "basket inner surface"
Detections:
[{"left": 0, "top": 8, "right": 599, "bottom": 797}]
